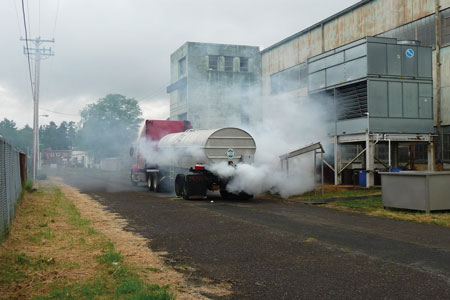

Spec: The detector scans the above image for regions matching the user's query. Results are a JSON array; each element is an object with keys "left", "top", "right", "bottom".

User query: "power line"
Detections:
[
  {"left": 138, "top": 81, "right": 171, "bottom": 101},
  {"left": 40, "top": 107, "right": 79, "bottom": 117},
  {"left": 21, "top": 0, "right": 34, "bottom": 97},
  {"left": 52, "top": 0, "right": 61, "bottom": 38},
  {"left": 12, "top": 0, "right": 22, "bottom": 36},
  {"left": 26, "top": 0, "right": 31, "bottom": 40},
  {"left": 38, "top": 0, "right": 40, "bottom": 36},
  {"left": 41, "top": 0, "right": 62, "bottom": 104},
  {"left": 42, "top": 0, "right": 61, "bottom": 101}
]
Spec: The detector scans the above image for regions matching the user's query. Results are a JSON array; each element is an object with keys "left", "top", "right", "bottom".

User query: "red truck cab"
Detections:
[{"left": 130, "top": 120, "right": 191, "bottom": 189}]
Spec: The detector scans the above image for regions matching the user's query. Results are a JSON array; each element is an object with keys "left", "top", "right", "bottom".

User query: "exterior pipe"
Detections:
[{"left": 388, "top": 138, "right": 391, "bottom": 170}]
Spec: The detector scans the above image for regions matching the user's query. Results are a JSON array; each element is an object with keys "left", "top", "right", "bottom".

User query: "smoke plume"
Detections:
[{"left": 206, "top": 95, "right": 330, "bottom": 198}]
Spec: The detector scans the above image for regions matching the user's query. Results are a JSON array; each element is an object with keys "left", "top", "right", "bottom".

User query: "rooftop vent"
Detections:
[{"left": 397, "top": 40, "right": 421, "bottom": 45}]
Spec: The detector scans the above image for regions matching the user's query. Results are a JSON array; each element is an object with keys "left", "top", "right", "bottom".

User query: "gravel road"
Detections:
[{"left": 56, "top": 169, "right": 450, "bottom": 299}]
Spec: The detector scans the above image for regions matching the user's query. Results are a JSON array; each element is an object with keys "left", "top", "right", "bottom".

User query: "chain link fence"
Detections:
[{"left": 0, "top": 137, "right": 27, "bottom": 241}]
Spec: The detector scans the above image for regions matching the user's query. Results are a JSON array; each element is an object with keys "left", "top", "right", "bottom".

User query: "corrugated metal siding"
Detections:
[
  {"left": 324, "top": 0, "right": 434, "bottom": 50},
  {"left": 378, "top": 8, "right": 450, "bottom": 47},
  {"left": 441, "top": 0, "right": 450, "bottom": 9},
  {"left": 261, "top": 27, "right": 322, "bottom": 76},
  {"left": 262, "top": 0, "right": 441, "bottom": 79},
  {"left": 440, "top": 45, "right": 450, "bottom": 125}
]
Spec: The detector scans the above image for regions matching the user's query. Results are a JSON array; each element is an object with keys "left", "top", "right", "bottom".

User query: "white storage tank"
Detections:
[{"left": 158, "top": 127, "right": 256, "bottom": 169}]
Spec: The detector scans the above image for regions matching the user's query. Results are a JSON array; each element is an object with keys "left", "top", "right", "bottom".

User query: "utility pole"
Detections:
[{"left": 21, "top": 36, "right": 54, "bottom": 181}]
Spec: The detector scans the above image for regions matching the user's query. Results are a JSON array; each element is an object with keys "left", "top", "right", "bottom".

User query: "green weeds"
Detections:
[
  {"left": 294, "top": 189, "right": 381, "bottom": 201},
  {"left": 24, "top": 179, "right": 34, "bottom": 192},
  {"left": 333, "top": 197, "right": 383, "bottom": 210},
  {"left": 98, "top": 242, "right": 123, "bottom": 265}
]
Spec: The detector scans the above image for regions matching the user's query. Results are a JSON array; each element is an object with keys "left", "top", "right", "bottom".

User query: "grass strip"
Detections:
[
  {"left": 0, "top": 185, "right": 174, "bottom": 300},
  {"left": 324, "top": 197, "right": 450, "bottom": 227}
]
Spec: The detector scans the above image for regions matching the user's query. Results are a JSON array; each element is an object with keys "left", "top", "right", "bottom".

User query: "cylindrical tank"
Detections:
[{"left": 158, "top": 127, "right": 256, "bottom": 169}]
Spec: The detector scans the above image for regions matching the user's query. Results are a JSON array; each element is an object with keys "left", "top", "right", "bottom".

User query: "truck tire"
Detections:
[
  {"left": 175, "top": 174, "right": 185, "bottom": 197},
  {"left": 147, "top": 174, "right": 154, "bottom": 191}
]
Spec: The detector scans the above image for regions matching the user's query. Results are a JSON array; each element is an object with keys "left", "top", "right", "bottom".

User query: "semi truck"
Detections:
[{"left": 130, "top": 120, "right": 256, "bottom": 200}]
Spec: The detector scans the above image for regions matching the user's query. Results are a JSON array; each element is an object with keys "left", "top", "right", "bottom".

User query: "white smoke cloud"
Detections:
[
  {"left": 204, "top": 94, "right": 329, "bottom": 198},
  {"left": 136, "top": 134, "right": 205, "bottom": 169}
]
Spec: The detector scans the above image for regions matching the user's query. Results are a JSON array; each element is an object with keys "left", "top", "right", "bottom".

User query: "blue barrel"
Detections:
[
  {"left": 358, "top": 171, "right": 366, "bottom": 186},
  {"left": 391, "top": 168, "right": 402, "bottom": 172}
]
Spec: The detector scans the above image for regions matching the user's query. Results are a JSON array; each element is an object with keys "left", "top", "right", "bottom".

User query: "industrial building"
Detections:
[
  {"left": 168, "top": 0, "right": 450, "bottom": 186},
  {"left": 167, "top": 42, "right": 261, "bottom": 129}
]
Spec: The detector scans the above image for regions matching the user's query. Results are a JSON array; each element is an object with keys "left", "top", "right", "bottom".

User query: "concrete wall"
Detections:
[
  {"left": 168, "top": 42, "right": 261, "bottom": 129},
  {"left": 169, "top": 44, "right": 189, "bottom": 120}
]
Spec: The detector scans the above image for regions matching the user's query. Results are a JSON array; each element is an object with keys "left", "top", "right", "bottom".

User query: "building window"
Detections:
[
  {"left": 270, "top": 63, "right": 308, "bottom": 95},
  {"left": 341, "top": 144, "right": 364, "bottom": 164},
  {"left": 208, "top": 55, "right": 218, "bottom": 71},
  {"left": 178, "top": 57, "right": 186, "bottom": 77},
  {"left": 178, "top": 112, "right": 187, "bottom": 121},
  {"left": 375, "top": 143, "right": 388, "bottom": 162},
  {"left": 443, "top": 127, "right": 450, "bottom": 162},
  {"left": 240, "top": 57, "right": 249, "bottom": 72},
  {"left": 414, "top": 142, "right": 428, "bottom": 163},
  {"left": 225, "top": 56, "right": 234, "bottom": 72}
]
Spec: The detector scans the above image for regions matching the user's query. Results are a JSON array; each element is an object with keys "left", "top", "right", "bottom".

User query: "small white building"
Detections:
[{"left": 71, "top": 151, "right": 92, "bottom": 168}]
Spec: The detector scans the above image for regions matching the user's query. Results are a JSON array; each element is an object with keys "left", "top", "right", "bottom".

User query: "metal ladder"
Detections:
[{"left": 169, "top": 165, "right": 175, "bottom": 180}]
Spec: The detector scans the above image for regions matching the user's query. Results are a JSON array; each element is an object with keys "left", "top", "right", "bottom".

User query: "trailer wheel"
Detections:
[
  {"left": 152, "top": 173, "right": 159, "bottom": 192},
  {"left": 175, "top": 174, "right": 185, "bottom": 197},
  {"left": 147, "top": 174, "right": 154, "bottom": 191}
]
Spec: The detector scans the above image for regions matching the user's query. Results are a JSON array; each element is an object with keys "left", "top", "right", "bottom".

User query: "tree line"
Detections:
[
  {"left": 0, "top": 119, "right": 77, "bottom": 153},
  {"left": 0, "top": 94, "right": 143, "bottom": 162}
]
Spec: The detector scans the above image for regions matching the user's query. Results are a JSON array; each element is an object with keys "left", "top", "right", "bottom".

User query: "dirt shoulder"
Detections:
[{"left": 0, "top": 178, "right": 230, "bottom": 299}]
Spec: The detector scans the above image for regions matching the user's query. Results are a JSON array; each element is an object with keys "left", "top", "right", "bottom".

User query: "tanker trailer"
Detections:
[{"left": 157, "top": 127, "right": 256, "bottom": 200}]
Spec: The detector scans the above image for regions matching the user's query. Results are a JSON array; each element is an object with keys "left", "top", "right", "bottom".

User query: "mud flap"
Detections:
[{"left": 184, "top": 174, "right": 207, "bottom": 200}]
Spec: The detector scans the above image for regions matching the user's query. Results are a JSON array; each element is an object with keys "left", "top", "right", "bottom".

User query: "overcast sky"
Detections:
[{"left": 0, "top": 0, "right": 359, "bottom": 128}]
